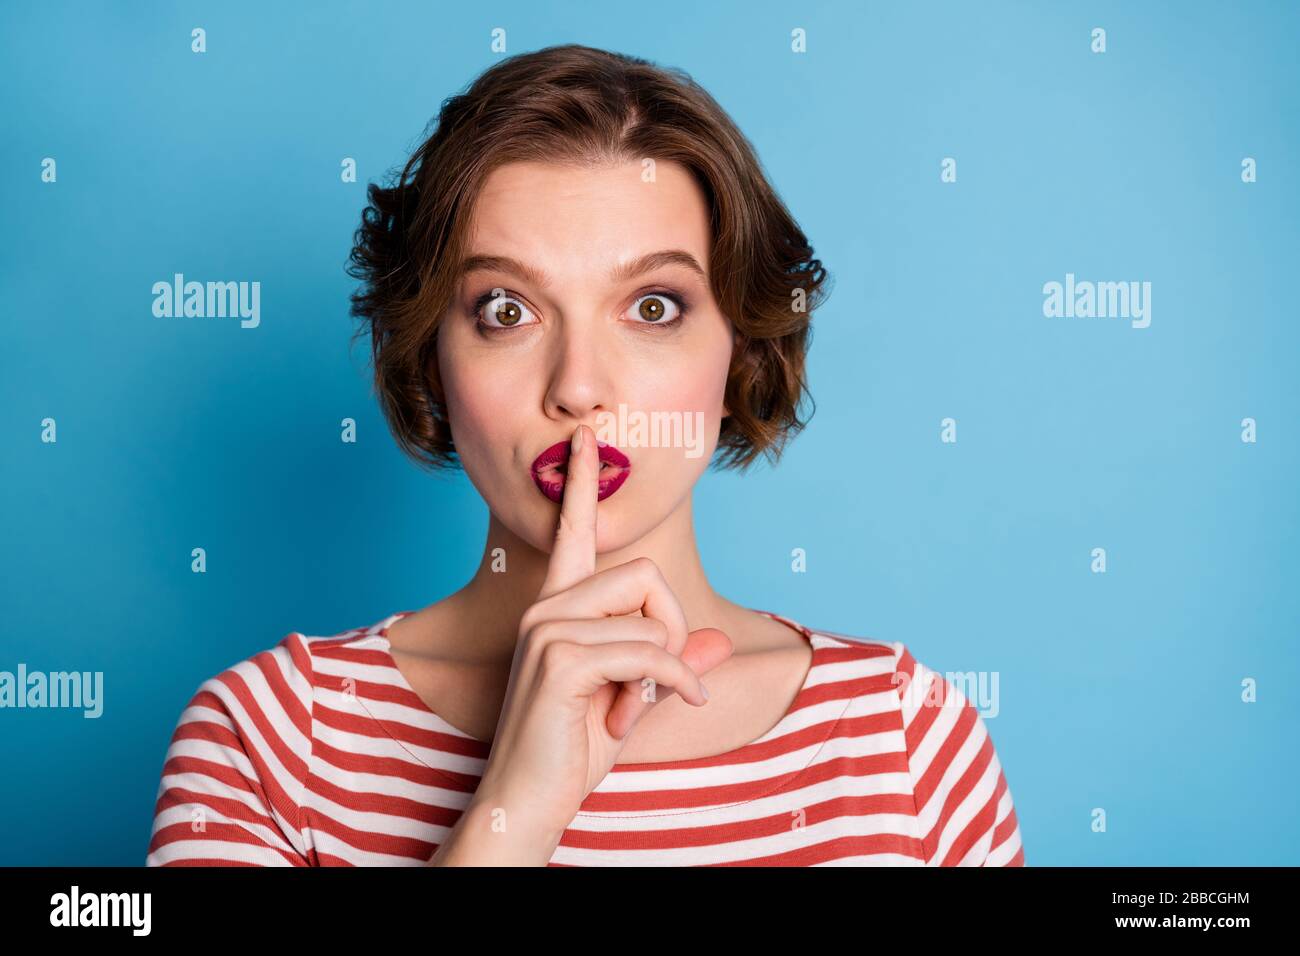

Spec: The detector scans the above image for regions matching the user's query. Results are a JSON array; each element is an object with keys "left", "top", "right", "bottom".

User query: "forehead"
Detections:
[{"left": 463, "top": 159, "right": 712, "bottom": 278}]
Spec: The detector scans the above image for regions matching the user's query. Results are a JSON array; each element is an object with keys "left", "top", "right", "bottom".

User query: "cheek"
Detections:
[
  {"left": 618, "top": 350, "right": 728, "bottom": 479},
  {"left": 438, "top": 348, "right": 518, "bottom": 467},
  {"left": 649, "top": 348, "right": 730, "bottom": 419}
]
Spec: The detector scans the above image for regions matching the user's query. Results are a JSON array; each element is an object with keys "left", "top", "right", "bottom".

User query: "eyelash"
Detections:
[{"left": 467, "top": 288, "right": 690, "bottom": 337}]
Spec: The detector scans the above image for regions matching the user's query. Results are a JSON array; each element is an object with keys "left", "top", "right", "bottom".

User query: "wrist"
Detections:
[{"left": 429, "top": 793, "right": 567, "bottom": 866}]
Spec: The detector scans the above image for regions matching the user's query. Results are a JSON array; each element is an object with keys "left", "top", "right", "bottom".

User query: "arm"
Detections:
[
  {"left": 427, "top": 794, "right": 567, "bottom": 866},
  {"left": 894, "top": 644, "right": 1025, "bottom": 866},
  {"left": 146, "top": 635, "right": 315, "bottom": 866}
]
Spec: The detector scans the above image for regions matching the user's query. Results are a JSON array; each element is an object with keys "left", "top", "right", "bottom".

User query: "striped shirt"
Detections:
[{"left": 146, "top": 609, "right": 1025, "bottom": 866}]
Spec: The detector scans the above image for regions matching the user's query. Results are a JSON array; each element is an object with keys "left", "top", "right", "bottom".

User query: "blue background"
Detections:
[{"left": 2, "top": 0, "right": 1296, "bottom": 866}]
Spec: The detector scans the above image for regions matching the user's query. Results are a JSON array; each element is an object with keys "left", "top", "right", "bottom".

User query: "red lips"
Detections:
[{"left": 529, "top": 438, "right": 631, "bottom": 503}]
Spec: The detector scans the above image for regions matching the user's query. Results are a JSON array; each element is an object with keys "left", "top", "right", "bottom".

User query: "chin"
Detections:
[{"left": 516, "top": 489, "right": 661, "bottom": 556}]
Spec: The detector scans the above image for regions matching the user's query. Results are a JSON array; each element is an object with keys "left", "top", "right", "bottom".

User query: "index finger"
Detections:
[{"left": 537, "top": 424, "right": 598, "bottom": 600}]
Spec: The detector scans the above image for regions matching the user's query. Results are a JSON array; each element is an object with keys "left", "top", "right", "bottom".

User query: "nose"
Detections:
[{"left": 542, "top": 318, "right": 615, "bottom": 429}]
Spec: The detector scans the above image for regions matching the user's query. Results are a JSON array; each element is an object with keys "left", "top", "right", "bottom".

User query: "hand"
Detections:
[{"left": 436, "top": 423, "right": 732, "bottom": 864}]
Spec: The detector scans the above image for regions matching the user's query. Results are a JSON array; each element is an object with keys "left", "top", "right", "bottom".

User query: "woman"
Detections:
[{"left": 146, "top": 44, "right": 1024, "bottom": 866}]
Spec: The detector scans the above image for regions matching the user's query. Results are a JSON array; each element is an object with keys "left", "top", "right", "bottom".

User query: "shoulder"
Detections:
[
  {"left": 789, "top": 621, "right": 1024, "bottom": 865},
  {"left": 852, "top": 637, "right": 1023, "bottom": 866},
  {"left": 178, "top": 631, "right": 313, "bottom": 737},
  {"left": 176, "top": 613, "right": 401, "bottom": 738},
  {"left": 765, "top": 612, "right": 906, "bottom": 695},
  {"left": 151, "top": 618, "right": 392, "bottom": 867},
  {"left": 780, "top": 615, "right": 1007, "bottom": 759},
  {"left": 794, "top": 619, "right": 988, "bottom": 716}
]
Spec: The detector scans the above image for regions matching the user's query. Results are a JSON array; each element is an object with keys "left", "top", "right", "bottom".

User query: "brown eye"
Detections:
[
  {"left": 494, "top": 300, "right": 523, "bottom": 326},
  {"left": 630, "top": 293, "right": 682, "bottom": 325},
  {"left": 473, "top": 289, "right": 538, "bottom": 330}
]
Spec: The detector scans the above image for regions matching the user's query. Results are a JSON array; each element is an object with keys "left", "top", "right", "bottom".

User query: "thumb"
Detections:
[
  {"left": 677, "top": 627, "right": 734, "bottom": 679},
  {"left": 636, "top": 627, "right": 734, "bottom": 711},
  {"left": 605, "top": 628, "right": 734, "bottom": 740}
]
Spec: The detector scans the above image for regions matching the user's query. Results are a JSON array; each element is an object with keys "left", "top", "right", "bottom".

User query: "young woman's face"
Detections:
[{"left": 436, "top": 159, "right": 734, "bottom": 555}]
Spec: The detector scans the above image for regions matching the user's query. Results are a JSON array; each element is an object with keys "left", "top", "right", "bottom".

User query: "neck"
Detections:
[{"left": 445, "top": 491, "right": 734, "bottom": 664}]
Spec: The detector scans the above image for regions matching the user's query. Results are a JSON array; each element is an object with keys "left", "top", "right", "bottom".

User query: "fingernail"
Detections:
[
  {"left": 700, "top": 682, "right": 710, "bottom": 702},
  {"left": 571, "top": 426, "right": 584, "bottom": 454}
]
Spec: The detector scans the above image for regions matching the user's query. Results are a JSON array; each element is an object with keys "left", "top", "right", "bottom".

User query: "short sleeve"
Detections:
[
  {"left": 146, "top": 633, "right": 316, "bottom": 866},
  {"left": 893, "top": 643, "right": 1025, "bottom": 866}
]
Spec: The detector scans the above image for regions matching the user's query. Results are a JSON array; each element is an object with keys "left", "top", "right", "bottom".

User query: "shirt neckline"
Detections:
[{"left": 371, "top": 606, "right": 827, "bottom": 773}]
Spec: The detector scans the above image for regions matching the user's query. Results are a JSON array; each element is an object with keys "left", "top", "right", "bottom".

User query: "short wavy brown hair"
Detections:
[{"left": 347, "top": 43, "right": 831, "bottom": 473}]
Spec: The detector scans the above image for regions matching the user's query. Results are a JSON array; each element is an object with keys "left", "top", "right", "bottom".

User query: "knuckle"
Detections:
[
  {"left": 634, "top": 555, "right": 665, "bottom": 585},
  {"left": 518, "top": 605, "right": 542, "bottom": 641},
  {"left": 530, "top": 618, "right": 563, "bottom": 647},
  {"left": 537, "top": 639, "right": 577, "bottom": 677},
  {"left": 644, "top": 617, "right": 669, "bottom": 647},
  {"left": 519, "top": 597, "right": 556, "bottom": 638}
]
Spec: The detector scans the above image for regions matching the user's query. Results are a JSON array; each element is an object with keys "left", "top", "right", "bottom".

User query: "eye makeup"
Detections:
[{"left": 465, "top": 286, "right": 692, "bottom": 337}]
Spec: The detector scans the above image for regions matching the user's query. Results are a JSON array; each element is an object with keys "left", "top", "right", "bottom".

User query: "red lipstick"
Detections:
[{"left": 529, "top": 439, "right": 632, "bottom": 503}]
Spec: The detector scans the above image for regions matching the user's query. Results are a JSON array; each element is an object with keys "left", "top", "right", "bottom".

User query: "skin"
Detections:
[{"left": 390, "top": 159, "right": 814, "bottom": 859}]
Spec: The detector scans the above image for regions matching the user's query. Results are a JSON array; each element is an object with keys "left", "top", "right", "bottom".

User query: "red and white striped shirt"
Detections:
[{"left": 147, "top": 609, "right": 1025, "bottom": 866}]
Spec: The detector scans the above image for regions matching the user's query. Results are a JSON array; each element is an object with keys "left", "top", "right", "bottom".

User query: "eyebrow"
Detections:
[{"left": 456, "top": 249, "right": 708, "bottom": 288}]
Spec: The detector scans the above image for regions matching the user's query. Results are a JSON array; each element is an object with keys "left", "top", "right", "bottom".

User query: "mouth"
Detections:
[{"left": 529, "top": 439, "right": 632, "bottom": 503}]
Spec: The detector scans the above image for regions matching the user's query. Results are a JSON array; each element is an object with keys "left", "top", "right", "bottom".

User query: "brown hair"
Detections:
[{"left": 346, "top": 43, "right": 831, "bottom": 473}]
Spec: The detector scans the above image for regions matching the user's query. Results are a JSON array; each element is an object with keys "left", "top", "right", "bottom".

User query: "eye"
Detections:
[
  {"left": 472, "top": 289, "right": 539, "bottom": 330},
  {"left": 626, "top": 291, "right": 685, "bottom": 327}
]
